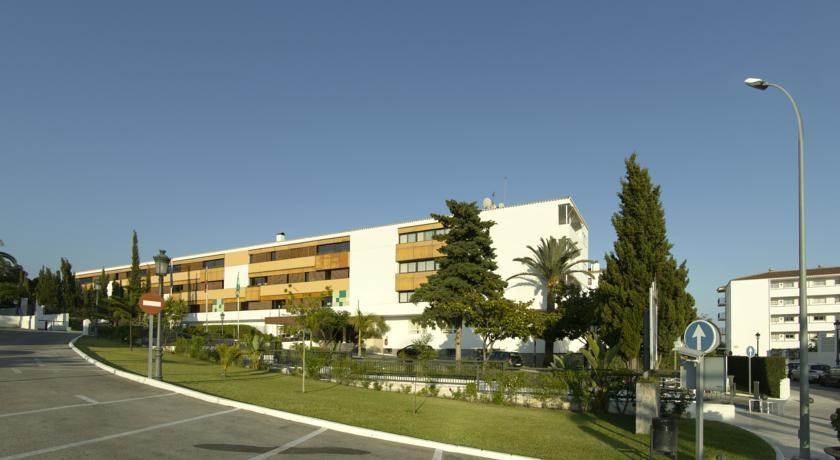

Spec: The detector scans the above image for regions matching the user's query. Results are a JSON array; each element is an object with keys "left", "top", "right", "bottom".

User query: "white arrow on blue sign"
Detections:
[
  {"left": 683, "top": 320, "right": 720, "bottom": 355},
  {"left": 746, "top": 346, "right": 756, "bottom": 358}
]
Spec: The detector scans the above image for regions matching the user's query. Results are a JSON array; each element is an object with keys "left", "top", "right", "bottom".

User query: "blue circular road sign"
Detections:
[
  {"left": 683, "top": 320, "right": 720, "bottom": 355},
  {"left": 746, "top": 345, "right": 756, "bottom": 358}
]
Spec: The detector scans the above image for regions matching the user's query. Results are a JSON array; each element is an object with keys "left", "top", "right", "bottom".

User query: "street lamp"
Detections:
[
  {"left": 153, "top": 249, "right": 171, "bottom": 380},
  {"left": 220, "top": 311, "right": 225, "bottom": 338},
  {"left": 755, "top": 332, "right": 761, "bottom": 356},
  {"left": 834, "top": 320, "right": 840, "bottom": 367},
  {"left": 744, "top": 76, "right": 808, "bottom": 458}
]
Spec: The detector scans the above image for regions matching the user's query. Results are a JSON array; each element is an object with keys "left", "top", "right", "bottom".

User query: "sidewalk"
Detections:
[{"left": 732, "top": 390, "right": 838, "bottom": 459}]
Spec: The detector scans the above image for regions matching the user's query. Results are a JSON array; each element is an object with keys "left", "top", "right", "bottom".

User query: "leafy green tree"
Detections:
[
  {"left": 411, "top": 200, "right": 506, "bottom": 362},
  {"left": 468, "top": 294, "right": 534, "bottom": 362},
  {"left": 349, "top": 306, "right": 390, "bottom": 357},
  {"left": 548, "top": 284, "right": 599, "bottom": 345},
  {"left": 163, "top": 298, "right": 188, "bottom": 327},
  {"left": 509, "top": 236, "right": 593, "bottom": 365},
  {"left": 285, "top": 286, "right": 349, "bottom": 352},
  {"left": 59, "top": 258, "right": 80, "bottom": 318},
  {"left": 36, "top": 266, "right": 60, "bottom": 313},
  {"left": 598, "top": 154, "right": 696, "bottom": 366}
]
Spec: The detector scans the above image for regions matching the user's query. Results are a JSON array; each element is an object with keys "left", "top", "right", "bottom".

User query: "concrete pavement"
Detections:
[
  {"left": 0, "top": 329, "right": 492, "bottom": 460},
  {"left": 732, "top": 383, "right": 840, "bottom": 459}
]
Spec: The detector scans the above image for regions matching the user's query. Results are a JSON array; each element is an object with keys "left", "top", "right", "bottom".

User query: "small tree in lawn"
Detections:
[
  {"left": 216, "top": 343, "right": 242, "bottom": 377},
  {"left": 350, "top": 305, "right": 390, "bottom": 357},
  {"left": 468, "top": 293, "right": 534, "bottom": 363},
  {"left": 163, "top": 298, "right": 188, "bottom": 329},
  {"left": 411, "top": 200, "right": 507, "bottom": 362}
]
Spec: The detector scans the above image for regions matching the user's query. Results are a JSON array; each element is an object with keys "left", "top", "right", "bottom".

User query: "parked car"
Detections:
[
  {"left": 819, "top": 368, "right": 840, "bottom": 387},
  {"left": 791, "top": 364, "right": 830, "bottom": 382},
  {"left": 487, "top": 351, "right": 523, "bottom": 367},
  {"left": 788, "top": 362, "right": 799, "bottom": 379},
  {"left": 397, "top": 344, "right": 434, "bottom": 361}
]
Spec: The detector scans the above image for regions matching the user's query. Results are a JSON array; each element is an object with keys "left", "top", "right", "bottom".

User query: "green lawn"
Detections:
[{"left": 76, "top": 337, "right": 773, "bottom": 460}]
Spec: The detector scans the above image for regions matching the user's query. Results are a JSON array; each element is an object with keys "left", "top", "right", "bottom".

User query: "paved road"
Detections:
[
  {"left": 734, "top": 382, "right": 840, "bottom": 459},
  {"left": 0, "top": 329, "right": 482, "bottom": 460}
]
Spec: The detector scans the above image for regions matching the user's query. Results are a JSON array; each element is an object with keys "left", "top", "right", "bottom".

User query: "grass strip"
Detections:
[{"left": 76, "top": 337, "right": 773, "bottom": 459}]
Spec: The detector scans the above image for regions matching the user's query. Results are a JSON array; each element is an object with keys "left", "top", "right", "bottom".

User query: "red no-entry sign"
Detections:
[{"left": 138, "top": 292, "right": 164, "bottom": 315}]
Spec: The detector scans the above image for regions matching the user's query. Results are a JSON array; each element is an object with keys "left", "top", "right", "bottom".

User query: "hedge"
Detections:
[{"left": 728, "top": 356, "right": 786, "bottom": 398}]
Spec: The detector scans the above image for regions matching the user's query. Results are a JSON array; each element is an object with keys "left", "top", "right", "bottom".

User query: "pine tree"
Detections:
[
  {"left": 598, "top": 154, "right": 695, "bottom": 366},
  {"left": 59, "top": 258, "right": 79, "bottom": 319},
  {"left": 411, "top": 200, "right": 507, "bottom": 362},
  {"left": 127, "top": 231, "right": 142, "bottom": 350}
]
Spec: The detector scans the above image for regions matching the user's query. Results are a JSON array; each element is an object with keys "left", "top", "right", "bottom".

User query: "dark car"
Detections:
[
  {"left": 819, "top": 367, "right": 840, "bottom": 386},
  {"left": 488, "top": 351, "right": 523, "bottom": 367},
  {"left": 398, "top": 344, "right": 434, "bottom": 360}
]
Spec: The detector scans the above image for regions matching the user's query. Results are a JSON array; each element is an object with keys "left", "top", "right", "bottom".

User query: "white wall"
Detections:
[
  {"left": 728, "top": 279, "right": 769, "bottom": 357},
  {"left": 224, "top": 264, "right": 249, "bottom": 290}
]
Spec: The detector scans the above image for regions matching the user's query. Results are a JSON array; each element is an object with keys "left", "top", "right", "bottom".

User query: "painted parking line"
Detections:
[
  {"left": 75, "top": 394, "right": 98, "bottom": 404},
  {"left": 0, "top": 392, "right": 177, "bottom": 418},
  {"left": 248, "top": 427, "right": 328, "bottom": 460},
  {"left": 0, "top": 408, "right": 239, "bottom": 460},
  {"left": 433, "top": 448, "right": 443, "bottom": 460}
]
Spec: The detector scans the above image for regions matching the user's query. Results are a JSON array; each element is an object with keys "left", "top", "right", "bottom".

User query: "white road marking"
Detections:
[
  {"left": 248, "top": 427, "right": 328, "bottom": 460},
  {"left": 0, "top": 392, "right": 177, "bottom": 418},
  {"left": 10, "top": 368, "right": 22, "bottom": 374},
  {"left": 432, "top": 448, "right": 443, "bottom": 460},
  {"left": 75, "top": 394, "right": 98, "bottom": 404},
  {"left": 0, "top": 408, "right": 239, "bottom": 460}
]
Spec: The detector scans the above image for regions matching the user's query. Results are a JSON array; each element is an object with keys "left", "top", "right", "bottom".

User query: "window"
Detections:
[
  {"left": 321, "top": 296, "right": 333, "bottom": 307},
  {"left": 250, "top": 276, "right": 268, "bottom": 286},
  {"left": 784, "top": 316, "right": 796, "bottom": 322},
  {"left": 316, "top": 241, "right": 350, "bottom": 254},
  {"left": 272, "top": 299, "right": 286, "bottom": 309},
  {"left": 399, "top": 291, "right": 414, "bottom": 303},
  {"left": 399, "top": 259, "right": 439, "bottom": 273},
  {"left": 772, "top": 280, "right": 795, "bottom": 289},
  {"left": 78, "top": 277, "right": 93, "bottom": 285},
  {"left": 812, "top": 279, "right": 827, "bottom": 287},
  {"left": 172, "top": 285, "right": 184, "bottom": 293},
  {"left": 783, "top": 298, "right": 796, "bottom": 306},
  {"left": 189, "top": 304, "right": 200, "bottom": 314},
  {"left": 241, "top": 302, "right": 250, "bottom": 311},
  {"left": 785, "top": 333, "right": 796, "bottom": 340},
  {"left": 812, "top": 297, "right": 827, "bottom": 305},
  {"left": 398, "top": 229, "right": 448, "bottom": 244},
  {"left": 203, "top": 258, "right": 224, "bottom": 269},
  {"left": 171, "top": 265, "right": 183, "bottom": 274},
  {"left": 813, "top": 315, "right": 826, "bottom": 322}
]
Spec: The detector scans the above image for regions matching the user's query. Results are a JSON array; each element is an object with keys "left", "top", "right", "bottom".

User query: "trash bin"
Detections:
[{"left": 650, "top": 417, "right": 678, "bottom": 459}]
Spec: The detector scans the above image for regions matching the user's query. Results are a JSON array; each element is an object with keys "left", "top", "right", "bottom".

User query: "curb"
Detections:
[{"left": 68, "top": 336, "right": 535, "bottom": 460}]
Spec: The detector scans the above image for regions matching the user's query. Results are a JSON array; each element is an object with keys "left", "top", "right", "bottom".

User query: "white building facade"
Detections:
[
  {"left": 77, "top": 197, "right": 597, "bottom": 359},
  {"left": 718, "top": 267, "right": 840, "bottom": 360}
]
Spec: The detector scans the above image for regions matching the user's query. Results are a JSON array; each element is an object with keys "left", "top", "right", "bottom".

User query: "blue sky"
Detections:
[{"left": 2, "top": 1, "right": 838, "bottom": 319}]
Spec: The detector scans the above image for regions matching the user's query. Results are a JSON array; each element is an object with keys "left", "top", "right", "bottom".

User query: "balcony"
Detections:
[
  {"left": 717, "top": 312, "right": 726, "bottom": 321},
  {"left": 717, "top": 298, "right": 726, "bottom": 307}
]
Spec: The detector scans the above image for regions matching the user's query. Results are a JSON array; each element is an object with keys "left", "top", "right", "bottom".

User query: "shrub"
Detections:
[
  {"left": 372, "top": 381, "right": 383, "bottom": 391},
  {"left": 465, "top": 382, "right": 478, "bottom": 401},
  {"left": 174, "top": 336, "right": 189, "bottom": 355},
  {"left": 189, "top": 335, "right": 206, "bottom": 360},
  {"left": 831, "top": 408, "right": 840, "bottom": 441},
  {"left": 401, "top": 385, "right": 413, "bottom": 395},
  {"left": 728, "top": 356, "right": 786, "bottom": 397}
]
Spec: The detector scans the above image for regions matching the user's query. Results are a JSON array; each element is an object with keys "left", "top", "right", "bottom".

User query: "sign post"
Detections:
[
  {"left": 682, "top": 320, "right": 721, "bottom": 460},
  {"left": 746, "top": 345, "right": 756, "bottom": 395},
  {"left": 139, "top": 293, "right": 164, "bottom": 379}
]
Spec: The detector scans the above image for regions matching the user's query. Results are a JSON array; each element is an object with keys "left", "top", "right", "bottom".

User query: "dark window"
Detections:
[
  {"left": 316, "top": 241, "right": 350, "bottom": 254},
  {"left": 250, "top": 276, "right": 268, "bottom": 286},
  {"left": 288, "top": 272, "right": 305, "bottom": 283},
  {"left": 172, "top": 285, "right": 184, "bottom": 293},
  {"left": 78, "top": 277, "right": 93, "bottom": 284},
  {"left": 171, "top": 265, "right": 183, "bottom": 273},
  {"left": 206, "top": 281, "right": 224, "bottom": 290},
  {"left": 189, "top": 304, "right": 200, "bottom": 313},
  {"left": 329, "top": 268, "right": 350, "bottom": 279},
  {"left": 272, "top": 299, "right": 286, "bottom": 309},
  {"left": 321, "top": 296, "right": 333, "bottom": 307},
  {"left": 203, "top": 258, "right": 224, "bottom": 269},
  {"left": 241, "top": 302, "right": 250, "bottom": 311}
]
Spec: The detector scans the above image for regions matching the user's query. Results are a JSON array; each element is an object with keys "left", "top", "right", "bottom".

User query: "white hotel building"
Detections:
[
  {"left": 76, "top": 197, "right": 597, "bottom": 358},
  {"left": 718, "top": 267, "right": 840, "bottom": 360}
]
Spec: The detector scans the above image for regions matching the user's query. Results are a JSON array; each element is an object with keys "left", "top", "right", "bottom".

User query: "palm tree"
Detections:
[
  {"left": 216, "top": 343, "right": 243, "bottom": 377},
  {"left": 349, "top": 305, "right": 390, "bottom": 357},
  {"left": 509, "top": 236, "right": 594, "bottom": 365}
]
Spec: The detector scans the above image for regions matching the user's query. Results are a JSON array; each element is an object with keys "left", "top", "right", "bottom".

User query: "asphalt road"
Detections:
[{"left": 0, "top": 329, "right": 482, "bottom": 460}]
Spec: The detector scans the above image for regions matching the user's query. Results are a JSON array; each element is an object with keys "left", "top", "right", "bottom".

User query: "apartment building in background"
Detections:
[
  {"left": 718, "top": 266, "right": 840, "bottom": 360},
  {"left": 76, "top": 197, "right": 597, "bottom": 358}
]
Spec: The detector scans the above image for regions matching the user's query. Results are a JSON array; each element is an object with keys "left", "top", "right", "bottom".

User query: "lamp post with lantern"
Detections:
[{"left": 153, "top": 249, "right": 170, "bottom": 380}]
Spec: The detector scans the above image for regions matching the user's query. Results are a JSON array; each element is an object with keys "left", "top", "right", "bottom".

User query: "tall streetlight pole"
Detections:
[
  {"left": 755, "top": 332, "right": 760, "bottom": 356},
  {"left": 744, "top": 77, "right": 808, "bottom": 459},
  {"left": 153, "top": 250, "right": 171, "bottom": 381},
  {"left": 834, "top": 320, "right": 840, "bottom": 367}
]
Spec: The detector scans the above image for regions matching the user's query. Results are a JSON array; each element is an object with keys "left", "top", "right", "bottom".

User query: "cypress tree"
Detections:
[
  {"left": 411, "top": 200, "right": 507, "bottom": 362},
  {"left": 128, "top": 231, "right": 142, "bottom": 349},
  {"left": 598, "top": 154, "right": 695, "bottom": 366},
  {"left": 36, "top": 266, "right": 59, "bottom": 314}
]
